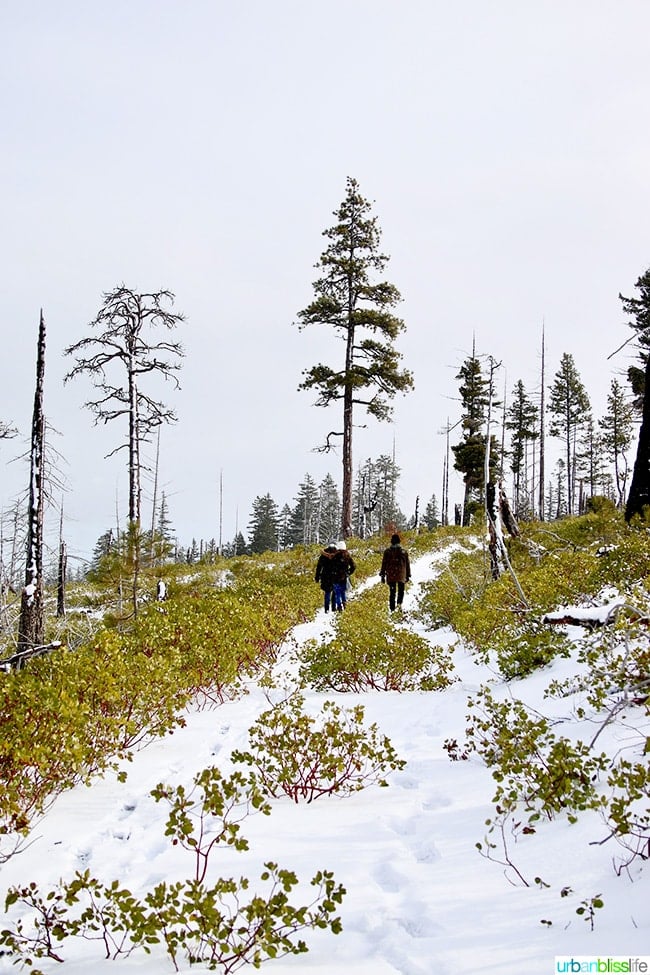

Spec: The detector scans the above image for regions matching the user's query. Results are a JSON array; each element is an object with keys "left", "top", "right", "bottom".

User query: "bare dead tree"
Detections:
[
  {"left": 538, "top": 323, "right": 546, "bottom": 522},
  {"left": 56, "top": 502, "right": 66, "bottom": 618},
  {"left": 64, "top": 287, "right": 185, "bottom": 616},
  {"left": 64, "top": 287, "right": 185, "bottom": 526},
  {"left": 17, "top": 312, "right": 46, "bottom": 655}
]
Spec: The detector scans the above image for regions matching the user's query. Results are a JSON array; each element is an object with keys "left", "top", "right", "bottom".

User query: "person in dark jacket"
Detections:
[
  {"left": 315, "top": 543, "right": 338, "bottom": 612},
  {"left": 331, "top": 540, "right": 356, "bottom": 611},
  {"left": 380, "top": 533, "right": 411, "bottom": 611}
]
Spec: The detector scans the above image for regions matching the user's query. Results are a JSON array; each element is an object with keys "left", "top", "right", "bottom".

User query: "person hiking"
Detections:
[
  {"left": 331, "top": 540, "right": 356, "bottom": 611},
  {"left": 380, "top": 533, "right": 411, "bottom": 612},
  {"left": 315, "top": 542, "right": 338, "bottom": 612}
]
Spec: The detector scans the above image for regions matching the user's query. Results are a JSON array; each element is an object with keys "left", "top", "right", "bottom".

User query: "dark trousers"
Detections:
[
  {"left": 323, "top": 589, "right": 333, "bottom": 612},
  {"left": 388, "top": 581, "right": 405, "bottom": 611}
]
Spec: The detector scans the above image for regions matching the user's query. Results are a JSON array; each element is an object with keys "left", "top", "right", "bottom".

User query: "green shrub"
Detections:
[
  {"left": 231, "top": 693, "right": 406, "bottom": 801},
  {"left": 1, "top": 765, "right": 345, "bottom": 972},
  {"left": 0, "top": 549, "right": 322, "bottom": 851},
  {"left": 300, "top": 586, "right": 456, "bottom": 692},
  {"left": 466, "top": 686, "right": 608, "bottom": 822}
]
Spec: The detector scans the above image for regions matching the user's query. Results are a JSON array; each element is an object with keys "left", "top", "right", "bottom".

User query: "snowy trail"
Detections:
[{"left": 0, "top": 544, "right": 647, "bottom": 975}]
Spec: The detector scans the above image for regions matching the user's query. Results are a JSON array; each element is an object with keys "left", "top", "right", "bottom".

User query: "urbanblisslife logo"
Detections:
[{"left": 555, "top": 959, "right": 650, "bottom": 973}]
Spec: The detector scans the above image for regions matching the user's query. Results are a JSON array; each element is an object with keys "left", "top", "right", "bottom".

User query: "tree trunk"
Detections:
[
  {"left": 150, "top": 425, "right": 161, "bottom": 563},
  {"left": 57, "top": 504, "right": 66, "bottom": 618},
  {"left": 341, "top": 317, "right": 355, "bottom": 538},
  {"left": 538, "top": 324, "right": 545, "bottom": 521},
  {"left": 625, "top": 353, "right": 650, "bottom": 522},
  {"left": 17, "top": 312, "right": 46, "bottom": 656},
  {"left": 57, "top": 539, "right": 67, "bottom": 618},
  {"left": 486, "top": 482, "right": 500, "bottom": 579},
  {"left": 499, "top": 486, "right": 520, "bottom": 538}
]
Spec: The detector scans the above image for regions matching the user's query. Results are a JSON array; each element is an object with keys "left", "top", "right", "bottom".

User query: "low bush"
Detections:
[
  {"left": 231, "top": 693, "right": 406, "bottom": 801},
  {"left": 466, "top": 686, "right": 608, "bottom": 823},
  {"left": 300, "top": 585, "right": 456, "bottom": 692},
  {"left": 0, "top": 765, "right": 345, "bottom": 973}
]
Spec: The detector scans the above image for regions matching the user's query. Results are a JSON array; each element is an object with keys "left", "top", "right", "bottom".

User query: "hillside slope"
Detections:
[{"left": 0, "top": 540, "right": 647, "bottom": 974}]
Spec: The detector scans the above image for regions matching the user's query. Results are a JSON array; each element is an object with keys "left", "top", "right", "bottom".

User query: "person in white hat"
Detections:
[{"left": 331, "top": 540, "right": 356, "bottom": 611}]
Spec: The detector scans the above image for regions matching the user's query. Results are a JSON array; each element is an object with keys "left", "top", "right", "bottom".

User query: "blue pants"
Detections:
[{"left": 332, "top": 581, "right": 347, "bottom": 611}]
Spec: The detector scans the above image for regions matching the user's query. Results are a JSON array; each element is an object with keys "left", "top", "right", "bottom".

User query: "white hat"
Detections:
[{"left": 337, "top": 540, "right": 347, "bottom": 550}]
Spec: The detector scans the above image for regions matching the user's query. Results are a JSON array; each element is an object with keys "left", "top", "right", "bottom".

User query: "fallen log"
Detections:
[
  {"left": 0, "top": 640, "right": 62, "bottom": 672},
  {"left": 543, "top": 602, "right": 649, "bottom": 629}
]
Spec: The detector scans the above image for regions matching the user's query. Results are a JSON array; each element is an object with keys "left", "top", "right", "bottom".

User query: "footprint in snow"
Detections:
[
  {"left": 381, "top": 939, "right": 439, "bottom": 975},
  {"left": 211, "top": 724, "right": 230, "bottom": 753},
  {"left": 118, "top": 799, "right": 137, "bottom": 820},
  {"left": 397, "top": 910, "right": 442, "bottom": 938},
  {"left": 422, "top": 793, "right": 452, "bottom": 811},
  {"left": 412, "top": 838, "right": 440, "bottom": 863},
  {"left": 393, "top": 773, "right": 420, "bottom": 791},
  {"left": 374, "top": 860, "right": 407, "bottom": 894},
  {"left": 388, "top": 813, "right": 421, "bottom": 837}
]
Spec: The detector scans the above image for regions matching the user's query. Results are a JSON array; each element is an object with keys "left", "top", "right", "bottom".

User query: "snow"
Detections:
[{"left": 0, "top": 548, "right": 648, "bottom": 974}]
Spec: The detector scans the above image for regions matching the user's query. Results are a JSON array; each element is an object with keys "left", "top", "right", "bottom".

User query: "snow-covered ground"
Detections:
[{"left": 0, "top": 548, "right": 647, "bottom": 974}]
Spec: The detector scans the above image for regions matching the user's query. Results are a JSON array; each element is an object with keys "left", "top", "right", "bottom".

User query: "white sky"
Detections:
[{"left": 2, "top": 1, "right": 650, "bottom": 562}]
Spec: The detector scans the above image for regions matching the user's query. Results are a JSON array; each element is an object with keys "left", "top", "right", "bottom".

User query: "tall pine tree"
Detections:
[
  {"left": 451, "top": 350, "right": 498, "bottom": 524},
  {"left": 599, "top": 378, "right": 633, "bottom": 508},
  {"left": 247, "top": 494, "right": 280, "bottom": 554},
  {"left": 318, "top": 473, "right": 341, "bottom": 543},
  {"left": 548, "top": 353, "right": 590, "bottom": 516},
  {"left": 506, "top": 379, "right": 538, "bottom": 519},
  {"left": 296, "top": 178, "right": 413, "bottom": 537},
  {"left": 288, "top": 474, "right": 320, "bottom": 546},
  {"left": 619, "top": 267, "right": 650, "bottom": 408}
]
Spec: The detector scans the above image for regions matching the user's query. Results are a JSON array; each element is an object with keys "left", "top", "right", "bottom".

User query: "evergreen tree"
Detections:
[
  {"left": 451, "top": 351, "right": 498, "bottom": 524},
  {"left": 89, "top": 528, "right": 116, "bottom": 575},
  {"left": 353, "top": 455, "right": 404, "bottom": 536},
  {"left": 553, "top": 459, "right": 568, "bottom": 519},
  {"left": 318, "top": 473, "right": 341, "bottom": 543},
  {"left": 232, "top": 531, "right": 247, "bottom": 556},
  {"left": 156, "top": 491, "right": 174, "bottom": 542},
  {"left": 619, "top": 266, "right": 650, "bottom": 408},
  {"left": 423, "top": 494, "right": 439, "bottom": 529},
  {"left": 599, "top": 378, "right": 634, "bottom": 507},
  {"left": 289, "top": 474, "right": 320, "bottom": 546},
  {"left": 223, "top": 531, "right": 248, "bottom": 557},
  {"left": 506, "top": 379, "right": 538, "bottom": 518},
  {"left": 374, "top": 453, "right": 403, "bottom": 529},
  {"left": 152, "top": 490, "right": 174, "bottom": 564},
  {"left": 548, "top": 353, "right": 590, "bottom": 516},
  {"left": 247, "top": 494, "right": 280, "bottom": 554},
  {"left": 575, "top": 412, "right": 603, "bottom": 512},
  {"left": 203, "top": 538, "right": 218, "bottom": 563},
  {"left": 277, "top": 504, "right": 293, "bottom": 550},
  {"left": 296, "top": 177, "right": 413, "bottom": 537}
]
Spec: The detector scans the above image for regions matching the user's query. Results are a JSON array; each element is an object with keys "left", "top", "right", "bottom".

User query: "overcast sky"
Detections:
[{"left": 2, "top": 1, "right": 650, "bottom": 564}]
